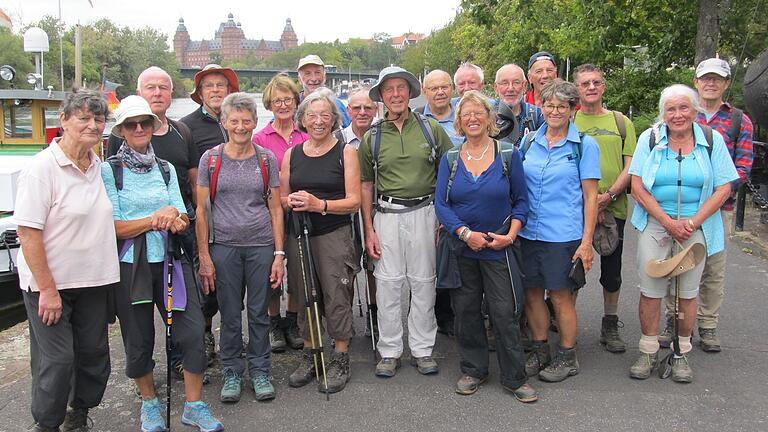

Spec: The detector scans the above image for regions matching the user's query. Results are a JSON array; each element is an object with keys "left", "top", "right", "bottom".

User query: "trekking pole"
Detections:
[
  {"left": 164, "top": 232, "right": 174, "bottom": 430},
  {"left": 294, "top": 214, "right": 320, "bottom": 382},
  {"left": 353, "top": 269, "right": 364, "bottom": 317},
  {"left": 356, "top": 210, "right": 377, "bottom": 355},
  {"left": 301, "top": 213, "right": 330, "bottom": 400}
]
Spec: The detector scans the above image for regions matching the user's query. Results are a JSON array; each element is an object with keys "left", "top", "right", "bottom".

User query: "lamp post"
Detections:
[{"left": 23, "top": 27, "right": 49, "bottom": 91}]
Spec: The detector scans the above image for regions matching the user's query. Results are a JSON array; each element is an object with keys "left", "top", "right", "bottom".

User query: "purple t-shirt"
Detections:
[{"left": 198, "top": 146, "right": 280, "bottom": 247}]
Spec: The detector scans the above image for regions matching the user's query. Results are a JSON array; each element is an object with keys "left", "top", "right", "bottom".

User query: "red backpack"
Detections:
[{"left": 207, "top": 143, "right": 271, "bottom": 203}]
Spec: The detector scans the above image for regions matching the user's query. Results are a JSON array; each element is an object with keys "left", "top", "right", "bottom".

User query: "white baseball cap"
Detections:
[
  {"left": 298, "top": 55, "right": 324, "bottom": 70},
  {"left": 696, "top": 58, "right": 731, "bottom": 78}
]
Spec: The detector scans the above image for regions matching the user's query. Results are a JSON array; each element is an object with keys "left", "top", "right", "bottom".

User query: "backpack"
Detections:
[
  {"left": 106, "top": 155, "right": 171, "bottom": 190},
  {"left": 649, "top": 124, "right": 714, "bottom": 158},
  {"left": 611, "top": 110, "right": 627, "bottom": 144},
  {"left": 207, "top": 143, "right": 271, "bottom": 203},
  {"left": 522, "top": 102, "right": 543, "bottom": 135},
  {"left": 444, "top": 139, "right": 517, "bottom": 203}
]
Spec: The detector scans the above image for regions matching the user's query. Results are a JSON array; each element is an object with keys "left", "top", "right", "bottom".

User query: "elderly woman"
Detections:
[
  {"left": 15, "top": 90, "right": 117, "bottom": 432},
  {"left": 253, "top": 73, "right": 309, "bottom": 352},
  {"left": 434, "top": 91, "right": 535, "bottom": 402},
  {"left": 519, "top": 79, "right": 600, "bottom": 383},
  {"left": 197, "top": 92, "right": 284, "bottom": 403},
  {"left": 282, "top": 89, "right": 361, "bottom": 394},
  {"left": 102, "top": 95, "right": 222, "bottom": 432},
  {"left": 628, "top": 84, "right": 737, "bottom": 383}
]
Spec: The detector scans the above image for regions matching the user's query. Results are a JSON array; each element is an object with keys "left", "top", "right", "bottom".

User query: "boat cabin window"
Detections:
[{"left": 2, "top": 100, "right": 33, "bottom": 138}]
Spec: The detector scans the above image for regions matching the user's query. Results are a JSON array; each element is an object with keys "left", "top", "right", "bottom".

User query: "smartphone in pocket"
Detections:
[{"left": 568, "top": 258, "right": 586, "bottom": 289}]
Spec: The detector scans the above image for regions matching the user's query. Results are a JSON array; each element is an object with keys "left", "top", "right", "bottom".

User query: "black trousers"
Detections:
[
  {"left": 451, "top": 256, "right": 527, "bottom": 389},
  {"left": 599, "top": 218, "right": 626, "bottom": 293},
  {"left": 435, "top": 288, "right": 454, "bottom": 327},
  {"left": 24, "top": 286, "right": 112, "bottom": 428}
]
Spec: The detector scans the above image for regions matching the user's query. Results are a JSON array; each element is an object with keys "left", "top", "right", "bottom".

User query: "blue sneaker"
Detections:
[
  {"left": 252, "top": 374, "right": 276, "bottom": 401},
  {"left": 181, "top": 401, "right": 224, "bottom": 432},
  {"left": 219, "top": 368, "right": 242, "bottom": 403},
  {"left": 140, "top": 397, "right": 167, "bottom": 432}
]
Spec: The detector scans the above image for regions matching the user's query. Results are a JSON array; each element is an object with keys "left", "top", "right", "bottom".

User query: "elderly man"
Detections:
[
  {"left": 358, "top": 67, "right": 453, "bottom": 378},
  {"left": 657, "top": 58, "right": 754, "bottom": 353},
  {"left": 573, "top": 63, "right": 637, "bottom": 354},
  {"left": 454, "top": 63, "right": 485, "bottom": 97},
  {"left": 180, "top": 64, "right": 240, "bottom": 365},
  {"left": 418, "top": 69, "right": 462, "bottom": 146},
  {"left": 493, "top": 64, "right": 545, "bottom": 147},
  {"left": 525, "top": 51, "right": 558, "bottom": 107},
  {"left": 297, "top": 54, "right": 351, "bottom": 127}
]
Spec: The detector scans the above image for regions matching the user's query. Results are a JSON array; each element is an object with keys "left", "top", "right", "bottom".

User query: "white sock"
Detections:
[
  {"left": 638, "top": 334, "right": 659, "bottom": 354},
  {"left": 679, "top": 336, "right": 692, "bottom": 354}
]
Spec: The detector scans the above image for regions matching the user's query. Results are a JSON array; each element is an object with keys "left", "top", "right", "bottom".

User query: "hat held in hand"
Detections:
[
  {"left": 645, "top": 242, "right": 706, "bottom": 278},
  {"left": 593, "top": 212, "right": 619, "bottom": 256}
]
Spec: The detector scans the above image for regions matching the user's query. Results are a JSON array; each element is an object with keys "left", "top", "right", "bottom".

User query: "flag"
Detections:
[{"left": 100, "top": 79, "right": 121, "bottom": 111}]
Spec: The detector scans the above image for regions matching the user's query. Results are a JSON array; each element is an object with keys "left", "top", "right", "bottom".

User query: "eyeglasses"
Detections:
[
  {"left": 542, "top": 104, "right": 571, "bottom": 113},
  {"left": 202, "top": 82, "right": 228, "bottom": 90},
  {"left": 122, "top": 118, "right": 155, "bottom": 131},
  {"left": 349, "top": 105, "right": 376, "bottom": 112},
  {"left": 459, "top": 111, "right": 488, "bottom": 120},
  {"left": 426, "top": 85, "right": 452, "bottom": 93},
  {"left": 305, "top": 112, "right": 332, "bottom": 122},
  {"left": 495, "top": 80, "right": 524, "bottom": 88},
  {"left": 697, "top": 75, "right": 727, "bottom": 83},
  {"left": 578, "top": 79, "right": 605, "bottom": 89},
  {"left": 272, "top": 98, "right": 294, "bottom": 107}
]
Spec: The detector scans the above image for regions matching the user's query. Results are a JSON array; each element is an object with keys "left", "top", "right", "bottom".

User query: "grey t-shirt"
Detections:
[{"left": 198, "top": 146, "right": 280, "bottom": 246}]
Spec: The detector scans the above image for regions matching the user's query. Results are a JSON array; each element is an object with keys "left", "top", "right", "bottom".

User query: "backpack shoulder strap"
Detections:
[
  {"left": 169, "top": 118, "right": 194, "bottom": 146},
  {"left": 612, "top": 110, "right": 627, "bottom": 145},
  {"left": 415, "top": 112, "right": 438, "bottom": 160},
  {"left": 574, "top": 132, "right": 584, "bottom": 164},
  {"left": 155, "top": 157, "right": 171, "bottom": 186},
  {"left": 701, "top": 124, "right": 714, "bottom": 158},
  {"left": 524, "top": 103, "right": 537, "bottom": 132},
  {"left": 371, "top": 119, "right": 384, "bottom": 195},
  {"left": 520, "top": 131, "right": 536, "bottom": 161},
  {"left": 334, "top": 129, "right": 346, "bottom": 144},
  {"left": 253, "top": 144, "right": 271, "bottom": 201},
  {"left": 444, "top": 147, "right": 461, "bottom": 202},
  {"left": 728, "top": 107, "right": 743, "bottom": 159},
  {"left": 106, "top": 155, "right": 123, "bottom": 191},
  {"left": 207, "top": 144, "right": 223, "bottom": 204}
]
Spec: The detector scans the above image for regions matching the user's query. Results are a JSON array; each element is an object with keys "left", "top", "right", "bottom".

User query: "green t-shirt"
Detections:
[
  {"left": 358, "top": 111, "right": 455, "bottom": 198},
  {"left": 574, "top": 110, "right": 637, "bottom": 220}
]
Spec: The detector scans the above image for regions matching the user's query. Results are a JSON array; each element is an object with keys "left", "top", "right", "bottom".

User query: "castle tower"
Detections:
[
  {"left": 220, "top": 13, "right": 245, "bottom": 63},
  {"left": 280, "top": 18, "right": 298, "bottom": 49},
  {"left": 173, "top": 18, "right": 190, "bottom": 67}
]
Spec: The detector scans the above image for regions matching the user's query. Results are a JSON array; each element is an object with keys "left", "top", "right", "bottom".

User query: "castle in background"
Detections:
[{"left": 173, "top": 14, "right": 298, "bottom": 68}]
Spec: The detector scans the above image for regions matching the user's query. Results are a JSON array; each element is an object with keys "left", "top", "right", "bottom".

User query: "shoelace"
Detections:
[
  {"left": 187, "top": 403, "right": 220, "bottom": 426},
  {"left": 222, "top": 371, "right": 240, "bottom": 391},
  {"left": 253, "top": 375, "right": 271, "bottom": 389},
  {"left": 142, "top": 402, "right": 163, "bottom": 424}
]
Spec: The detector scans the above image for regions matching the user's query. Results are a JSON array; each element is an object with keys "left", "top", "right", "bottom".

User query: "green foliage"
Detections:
[{"left": 0, "top": 28, "right": 34, "bottom": 89}]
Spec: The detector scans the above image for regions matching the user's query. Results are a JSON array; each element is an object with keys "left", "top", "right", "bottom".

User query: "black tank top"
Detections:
[{"left": 289, "top": 140, "right": 349, "bottom": 236}]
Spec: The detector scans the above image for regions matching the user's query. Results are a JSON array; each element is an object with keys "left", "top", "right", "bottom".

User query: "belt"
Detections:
[
  {"left": 376, "top": 194, "right": 434, "bottom": 214},
  {"left": 378, "top": 195, "right": 431, "bottom": 207}
]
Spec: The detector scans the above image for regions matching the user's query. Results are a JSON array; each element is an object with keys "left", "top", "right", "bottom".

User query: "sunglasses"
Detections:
[{"left": 122, "top": 118, "right": 155, "bottom": 131}]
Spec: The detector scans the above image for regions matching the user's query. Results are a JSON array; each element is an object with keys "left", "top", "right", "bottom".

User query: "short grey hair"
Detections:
[
  {"left": 494, "top": 64, "right": 527, "bottom": 83},
  {"left": 220, "top": 92, "right": 258, "bottom": 122},
  {"left": 539, "top": 78, "right": 580, "bottom": 107},
  {"left": 454, "top": 62, "right": 484, "bottom": 85},
  {"left": 295, "top": 88, "right": 342, "bottom": 132},
  {"left": 656, "top": 84, "right": 703, "bottom": 123},
  {"left": 60, "top": 89, "right": 109, "bottom": 120},
  {"left": 136, "top": 66, "right": 173, "bottom": 91},
  {"left": 349, "top": 85, "right": 372, "bottom": 99}
]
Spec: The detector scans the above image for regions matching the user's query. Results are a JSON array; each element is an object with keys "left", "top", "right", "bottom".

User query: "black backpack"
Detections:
[{"left": 106, "top": 155, "right": 171, "bottom": 190}]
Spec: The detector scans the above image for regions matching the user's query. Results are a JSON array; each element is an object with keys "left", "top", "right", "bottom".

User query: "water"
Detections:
[{"left": 167, "top": 94, "right": 276, "bottom": 127}]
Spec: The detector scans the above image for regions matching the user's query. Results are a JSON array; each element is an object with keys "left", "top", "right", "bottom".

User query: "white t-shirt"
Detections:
[{"left": 15, "top": 139, "right": 120, "bottom": 291}]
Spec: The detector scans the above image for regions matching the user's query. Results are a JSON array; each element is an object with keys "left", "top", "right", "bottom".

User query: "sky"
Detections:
[{"left": 3, "top": 0, "right": 461, "bottom": 45}]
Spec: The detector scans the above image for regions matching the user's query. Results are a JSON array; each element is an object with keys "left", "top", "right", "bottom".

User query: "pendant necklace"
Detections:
[{"left": 465, "top": 142, "right": 491, "bottom": 161}]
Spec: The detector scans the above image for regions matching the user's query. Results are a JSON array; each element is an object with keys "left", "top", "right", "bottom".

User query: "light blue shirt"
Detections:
[
  {"left": 101, "top": 161, "right": 187, "bottom": 263},
  {"left": 520, "top": 122, "right": 601, "bottom": 242},
  {"left": 423, "top": 99, "right": 463, "bottom": 145},
  {"left": 629, "top": 123, "right": 739, "bottom": 256},
  {"left": 651, "top": 150, "right": 705, "bottom": 218}
]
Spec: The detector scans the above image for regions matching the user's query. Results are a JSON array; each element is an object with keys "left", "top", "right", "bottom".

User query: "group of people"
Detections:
[{"left": 15, "top": 48, "right": 752, "bottom": 431}]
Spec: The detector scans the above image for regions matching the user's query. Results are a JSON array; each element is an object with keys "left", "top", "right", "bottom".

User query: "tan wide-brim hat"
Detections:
[
  {"left": 645, "top": 242, "right": 706, "bottom": 278},
  {"left": 111, "top": 95, "right": 161, "bottom": 139},
  {"left": 190, "top": 64, "right": 240, "bottom": 105}
]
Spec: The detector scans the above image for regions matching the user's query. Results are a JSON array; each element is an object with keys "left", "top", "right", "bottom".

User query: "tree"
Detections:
[
  {"left": 695, "top": 0, "right": 731, "bottom": 64},
  {"left": 0, "top": 28, "right": 34, "bottom": 89}
]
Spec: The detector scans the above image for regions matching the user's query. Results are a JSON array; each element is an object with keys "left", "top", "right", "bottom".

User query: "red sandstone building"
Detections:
[{"left": 173, "top": 14, "right": 298, "bottom": 68}]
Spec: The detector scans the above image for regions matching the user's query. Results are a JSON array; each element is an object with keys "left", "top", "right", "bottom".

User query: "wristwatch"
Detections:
[{"left": 607, "top": 190, "right": 618, "bottom": 201}]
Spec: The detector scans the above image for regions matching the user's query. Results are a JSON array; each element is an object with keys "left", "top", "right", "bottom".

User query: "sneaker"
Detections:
[
  {"left": 252, "top": 374, "right": 276, "bottom": 401},
  {"left": 375, "top": 357, "right": 400, "bottom": 378},
  {"left": 455, "top": 374, "right": 486, "bottom": 395},
  {"left": 283, "top": 315, "right": 304, "bottom": 350},
  {"left": 671, "top": 354, "right": 693, "bottom": 383},
  {"left": 219, "top": 368, "right": 243, "bottom": 403},
  {"left": 658, "top": 315, "right": 674, "bottom": 348},
  {"left": 289, "top": 349, "right": 316, "bottom": 388},
  {"left": 698, "top": 328, "right": 721, "bottom": 353},
  {"left": 629, "top": 351, "right": 658, "bottom": 380},
  {"left": 269, "top": 317, "right": 287, "bottom": 353},
  {"left": 410, "top": 356, "right": 439, "bottom": 375},
  {"left": 62, "top": 407, "right": 90, "bottom": 432},
  {"left": 172, "top": 362, "right": 185, "bottom": 381},
  {"left": 204, "top": 331, "right": 216, "bottom": 366},
  {"left": 140, "top": 398, "right": 166, "bottom": 432},
  {"left": 181, "top": 401, "right": 224, "bottom": 432},
  {"left": 600, "top": 315, "right": 627, "bottom": 353},
  {"left": 502, "top": 383, "right": 538, "bottom": 403},
  {"left": 538, "top": 347, "right": 579, "bottom": 383},
  {"left": 322, "top": 351, "right": 350, "bottom": 393},
  {"left": 525, "top": 342, "right": 551, "bottom": 377}
]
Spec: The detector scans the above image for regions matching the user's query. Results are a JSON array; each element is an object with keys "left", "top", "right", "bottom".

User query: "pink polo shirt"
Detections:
[
  {"left": 15, "top": 138, "right": 120, "bottom": 291},
  {"left": 252, "top": 121, "right": 308, "bottom": 170}
]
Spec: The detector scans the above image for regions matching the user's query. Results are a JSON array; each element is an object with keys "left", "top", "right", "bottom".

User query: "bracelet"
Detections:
[
  {"left": 607, "top": 190, "right": 618, "bottom": 201},
  {"left": 321, "top": 200, "right": 328, "bottom": 216},
  {"left": 458, "top": 227, "right": 469, "bottom": 241},
  {"left": 273, "top": 250, "right": 286, "bottom": 257},
  {"left": 461, "top": 229, "right": 473, "bottom": 242},
  {"left": 687, "top": 219, "right": 696, "bottom": 229}
]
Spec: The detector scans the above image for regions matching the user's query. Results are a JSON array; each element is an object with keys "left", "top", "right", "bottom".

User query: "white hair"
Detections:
[
  {"left": 454, "top": 62, "right": 484, "bottom": 85},
  {"left": 656, "top": 84, "right": 703, "bottom": 124}
]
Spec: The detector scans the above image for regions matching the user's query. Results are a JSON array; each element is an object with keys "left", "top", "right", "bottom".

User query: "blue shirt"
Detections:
[
  {"left": 424, "top": 99, "right": 463, "bottom": 145},
  {"left": 629, "top": 123, "right": 739, "bottom": 256},
  {"left": 435, "top": 145, "right": 529, "bottom": 260},
  {"left": 519, "top": 123, "right": 601, "bottom": 242},
  {"left": 101, "top": 161, "right": 187, "bottom": 263},
  {"left": 651, "top": 149, "right": 705, "bottom": 218}
]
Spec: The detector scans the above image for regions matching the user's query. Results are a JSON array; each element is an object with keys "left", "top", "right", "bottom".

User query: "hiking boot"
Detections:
[
  {"left": 375, "top": 357, "right": 400, "bottom": 378},
  {"left": 629, "top": 351, "right": 658, "bottom": 380},
  {"left": 322, "top": 351, "right": 351, "bottom": 393},
  {"left": 502, "top": 383, "right": 538, "bottom": 403},
  {"left": 269, "top": 317, "right": 287, "bottom": 353},
  {"left": 283, "top": 314, "right": 304, "bottom": 350},
  {"left": 219, "top": 368, "right": 243, "bottom": 403},
  {"left": 455, "top": 374, "right": 486, "bottom": 395},
  {"left": 172, "top": 362, "right": 185, "bottom": 381},
  {"left": 289, "top": 349, "right": 316, "bottom": 387},
  {"left": 204, "top": 331, "right": 216, "bottom": 366},
  {"left": 538, "top": 347, "right": 579, "bottom": 382},
  {"left": 181, "top": 401, "right": 224, "bottom": 432},
  {"left": 525, "top": 342, "right": 551, "bottom": 377},
  {"left": 62, "top": 407, "right": 90, "bottom": 432},
  {"left": 600, "top": 315, "right": 627, "bottom": 353},
  {"left": 671, "top": 354, "right": 693, "bottom": 383},
  {"left": 410, "top": 356, "right": 439, "bottom": 375},
  {"left": 658, "top": 315, "right": 674, "bottom": 348},
  {"left": 140, "top": 397, "right": 166, "bottom": 432},
  {"left": 252, "top": 374, "right": 276, "bottom": 401},
  {"left": 31, "top": 425, "right": 60, "bottom": 432},
  {"left": 364, "top": 312, "right": 379, "bottom": 338},
  {"left": 699, "top": 327, "right": 721, "bottom": 353}
]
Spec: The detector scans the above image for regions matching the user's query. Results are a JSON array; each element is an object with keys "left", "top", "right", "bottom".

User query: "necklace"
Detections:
[
  {"left": 307, "top": 139, "right": 332, "bottom": 156},
  {"left": 464, "top": 142, "right": 491, "bottom": 161}
]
